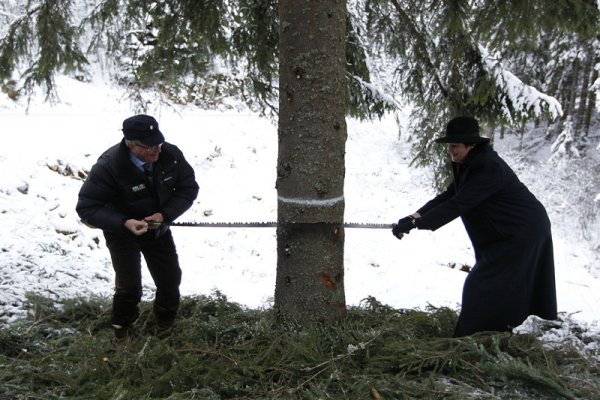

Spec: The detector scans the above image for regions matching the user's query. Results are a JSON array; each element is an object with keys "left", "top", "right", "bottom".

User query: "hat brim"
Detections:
[
  {"left": 435, "top": 135, "right": 490, "bottom": 144},
  {"left": 138, "top": 131, "right": 165, "bottom": 146}
]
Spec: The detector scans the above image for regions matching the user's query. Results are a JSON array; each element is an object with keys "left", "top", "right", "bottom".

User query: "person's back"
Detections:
[{"left": 457, "top": 144, "right": 551, "bottom": 246}]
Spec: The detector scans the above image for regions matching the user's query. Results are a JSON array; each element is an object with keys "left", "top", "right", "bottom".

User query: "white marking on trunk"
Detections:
[{"left": 278, "top": 195, "right": 344, "bottom": 206}]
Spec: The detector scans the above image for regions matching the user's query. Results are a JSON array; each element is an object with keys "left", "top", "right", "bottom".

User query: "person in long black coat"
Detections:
[
  {"left": 77, "top": 114, "right": 199, "bottom": 339},
  {"left": 392, "top": 116, "right": 557, "bottom": 336}
]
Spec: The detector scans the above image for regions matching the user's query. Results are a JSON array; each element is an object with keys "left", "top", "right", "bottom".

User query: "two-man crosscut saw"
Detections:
[{"left": 150, "top": 221, "right": 393, "bottom": 229}]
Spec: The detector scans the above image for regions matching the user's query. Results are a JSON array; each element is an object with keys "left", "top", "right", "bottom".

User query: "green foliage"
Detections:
[
  {"left": 1, "top": 294, "right": 598, "bottom": 399},
  {"left": 227, "top": 0, "right": 280, "bottom": 115},
  {"left": 0, "top": 0, "right": 87, "bottom": 100},
  {"left": 472, "top": 0, "right": 599, "bottom": 132},
  {"left": 83, "top": 0, "right": 232, "bottom": 110},
  {"left": 346, "top": 15, "right": 396, "bottom": 120},
  {"left": 359, "top": 0, "right": 599, "bottom": 189},
  {"left": 1, "top": 0, "right": 598, "bottom": 186},
  {"left": 124, "top": 0, "right": 229, "bottom": 81},
  {"left": 1, "top": 0, "right": 399, "bottom": 118},
  {"left": 362, "top": 0, "right": 504, "bottom": 189},
  {"left": 474, "top": 0, "right": 599, "bottom": 46}
]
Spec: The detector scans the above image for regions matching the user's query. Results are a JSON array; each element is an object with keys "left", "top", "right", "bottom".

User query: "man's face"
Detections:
[
  {"left": 129, "top": 142, "right": 162, "bottom": 163},
  {"left": 447, "top": 143, "right": 474, "bottom": 163}
]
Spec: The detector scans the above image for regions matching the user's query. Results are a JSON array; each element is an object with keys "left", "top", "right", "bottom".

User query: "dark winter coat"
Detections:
[
  {"left": 415, "top": 144, "right": 557, "bottom": 336},
  {"left": 76, "top": 140, "right": 199, "bottom": 233}
]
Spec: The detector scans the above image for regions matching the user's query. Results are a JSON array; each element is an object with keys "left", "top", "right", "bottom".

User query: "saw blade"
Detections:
[
  {"left": 169, "top": 221, "right": 277, "bottom": 228},
  {"left": 157, "top": 221, "right": 393, "bottom": 229}
]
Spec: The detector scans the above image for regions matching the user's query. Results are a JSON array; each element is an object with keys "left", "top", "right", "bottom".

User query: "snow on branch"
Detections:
[
  {"left": 550, "top": 116, "right": 580, "bottom": 161},
  {"left": 479, "top": 45, "right": 563, "bottom": 124},
  {"left": 592, "top": 62, "right": 600, "bottom": 113},
  {"left": 352, "top": 75, "right": 398, "bottom": 107}
]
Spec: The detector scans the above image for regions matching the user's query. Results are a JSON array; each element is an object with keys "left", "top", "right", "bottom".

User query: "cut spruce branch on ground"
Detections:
[{"left": 1, "top": 294, "right": 598, "bottom": 399}]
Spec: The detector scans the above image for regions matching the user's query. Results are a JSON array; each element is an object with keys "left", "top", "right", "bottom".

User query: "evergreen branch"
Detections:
[
  {"left": 388, "top": 0, "right": 448, "bottom": 98},
  {"left": 301, "top": 313, "right": 395, "bottom": 374},
  {"left": 176, "top": 347, "right": 239, "bottom": 365}
]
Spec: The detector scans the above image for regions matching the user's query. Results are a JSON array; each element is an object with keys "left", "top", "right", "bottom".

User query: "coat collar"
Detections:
[
  {"left": 453, "top": 143, "right": 489, "bottom": 168},
  {"left": 451, "top": 143, "right": 490, "bottom": 181}
]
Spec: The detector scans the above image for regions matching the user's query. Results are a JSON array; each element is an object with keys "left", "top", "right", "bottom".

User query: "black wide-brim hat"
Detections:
[
  {"left": 435, "top": 116, "right": 490, "bottom": 144},
  {"left": 122, "top": 114, "right": 165, "bottom": 146}
]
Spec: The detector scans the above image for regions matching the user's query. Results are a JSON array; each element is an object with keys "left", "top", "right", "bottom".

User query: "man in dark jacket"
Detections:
[
  {"left": 76, "top": 114, "right": 199, "bottom": 338},
  {"left": 392, "top": 116, "right": 557, "bottom": 337}
]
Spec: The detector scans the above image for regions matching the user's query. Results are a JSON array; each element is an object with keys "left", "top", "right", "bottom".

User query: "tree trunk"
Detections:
[
  {"left": 275, "top": 0, "right": 347, "bottom": 325},
  {"left": 576, "top": 47, "right": 593, "bottom": 141},
  {"left": 583, "top": 46, "right": 598, "bottom": 139},
  {"left": 566, "top": 55, "right": 580, "bottom": 136}
]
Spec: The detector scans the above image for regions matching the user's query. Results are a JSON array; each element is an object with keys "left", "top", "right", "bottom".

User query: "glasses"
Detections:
[{"left": 134, "top": 142, "right": 163, "bottom": 152}]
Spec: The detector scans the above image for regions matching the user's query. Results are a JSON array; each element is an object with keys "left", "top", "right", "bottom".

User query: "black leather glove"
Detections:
[{"left": 392, "top": 216, "right": 415, "bottom": 239}]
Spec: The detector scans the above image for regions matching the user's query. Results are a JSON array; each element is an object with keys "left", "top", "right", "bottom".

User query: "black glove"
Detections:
[
  {"left": 392, "top": 216, "right": 415, "bottom": 239},
  {"left": 154, "top": 222, "right": 170, "bottom": 239}
]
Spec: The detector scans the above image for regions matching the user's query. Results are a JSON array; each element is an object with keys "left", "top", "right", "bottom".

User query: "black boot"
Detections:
[{"left": 112, "top": 323, "right": 134, "bottom": 342}]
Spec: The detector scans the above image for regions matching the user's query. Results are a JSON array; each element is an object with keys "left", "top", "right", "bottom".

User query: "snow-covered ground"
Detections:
[{"left": 1, "top": 76, "right": 598, "bottom": 342}]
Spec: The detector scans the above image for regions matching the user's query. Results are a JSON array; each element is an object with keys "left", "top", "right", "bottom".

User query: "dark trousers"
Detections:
[{"left": 104, "top": 230, "right": 182, "bottom": 326}]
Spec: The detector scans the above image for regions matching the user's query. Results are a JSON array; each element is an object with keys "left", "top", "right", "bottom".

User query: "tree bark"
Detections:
[
  {"left": 582, "top": 46, "right": 598, "bottom": 139},
  {"left": 576, "top": 47, "right": 593, "bottom": 140},
  {"left": 566, "top": 55, "right": 580, "bottom": 136},
  {"left": 275, "top": 0, "right": 347, "bottom": 325}
]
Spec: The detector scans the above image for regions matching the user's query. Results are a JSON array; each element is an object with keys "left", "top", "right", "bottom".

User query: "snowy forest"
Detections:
[
  {"left": 1, "top": 0, "right": 599, "bottom": 200},
  {"left": 1, "top": 0, "right": 600, "bottom": 399},
  {"left": 2, "top": 0, "right": 599, "bottom": 169},
  {"left": 2, "top": 1, "right": 598, "bottom": 141}
]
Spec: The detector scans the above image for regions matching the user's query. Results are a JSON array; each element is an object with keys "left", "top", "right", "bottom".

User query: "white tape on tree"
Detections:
[{"left": 277, "top": 195, "right": 344, "bottom": 206}]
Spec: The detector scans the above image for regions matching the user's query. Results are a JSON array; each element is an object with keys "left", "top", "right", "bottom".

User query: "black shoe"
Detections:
[
  {"left": 111, "top": 308, "right": 139, "bottom": 339},
  {"left": 153, "top": 316, "right": 175, "bottom": 339},
  {"left": 112, "top": 324, "right": 133, "bottom": 341},
  {"left": 156, "top": 316, "right": 175, "bottom": 330}
]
